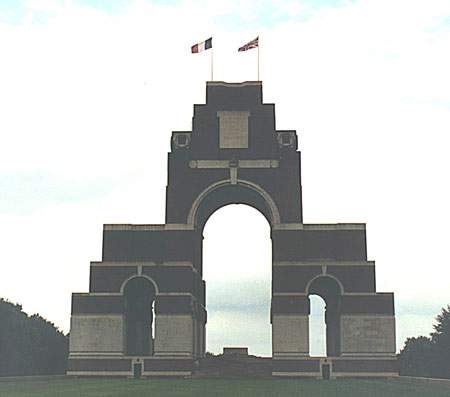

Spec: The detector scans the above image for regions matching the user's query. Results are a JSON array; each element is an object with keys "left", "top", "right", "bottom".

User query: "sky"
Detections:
[{"left": 1, "top": 0, "right": 449, "bottom": 357}]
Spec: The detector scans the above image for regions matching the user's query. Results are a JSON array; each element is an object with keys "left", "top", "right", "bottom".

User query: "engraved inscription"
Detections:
[
  {"left": 340, "top": 316, "right": 395, "bottom": 353},
  {"left": 70, "top": 315, "right": 124, "bottom": 353},
  {"left": 217, "top": 111, "right": 250, "bottom": 149}
]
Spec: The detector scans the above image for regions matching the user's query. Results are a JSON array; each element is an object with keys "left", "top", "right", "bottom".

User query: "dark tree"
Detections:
[
  {"left": 397, "top": 336, "right": 434, "bottom": 377},
  {"left": 397, "top": 305, "right": 450, "bottom": 379},
  {"left": 0, "top": 298, "right": 68, "bottom": 377},
  {"left": 429, "top": 305, "right": 450, "bottom": 379}
]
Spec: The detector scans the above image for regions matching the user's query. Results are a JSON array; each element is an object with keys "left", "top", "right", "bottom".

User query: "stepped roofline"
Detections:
[{"left": 206, "top": 81, "right": 262, "bottom": 87}]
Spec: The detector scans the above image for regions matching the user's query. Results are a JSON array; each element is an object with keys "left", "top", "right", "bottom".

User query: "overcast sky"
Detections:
[{"left": 1, "top": 0, "right": 449, "bottom": 357}]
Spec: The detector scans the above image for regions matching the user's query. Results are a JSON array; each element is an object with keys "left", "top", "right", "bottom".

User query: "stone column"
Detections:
[
  {"left": 272, "top": 315, "right": 309, "bottom": 358},
  {"left": 272, "top": 295, "right": 310, "bottom": 358},
  {"left": 153, "top": 295, "right": 195, "bottom": 357}
]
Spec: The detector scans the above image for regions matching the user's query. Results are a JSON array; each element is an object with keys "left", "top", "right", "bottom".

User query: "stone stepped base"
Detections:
[{"left": 191, "top": 355, "right": 272, "bottom": 379}]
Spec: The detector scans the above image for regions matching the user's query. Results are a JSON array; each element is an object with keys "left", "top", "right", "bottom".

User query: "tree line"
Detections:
[
  {"left": 397, "top": 304, "right": 450, "bottom": 379},
  {"left": 0, "top": 298, "right": 68, "bottom": 377}
]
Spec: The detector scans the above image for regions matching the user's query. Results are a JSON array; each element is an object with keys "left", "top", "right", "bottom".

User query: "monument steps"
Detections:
[{"left": 191, "top": 356, "right": 272, "bottom": 379}]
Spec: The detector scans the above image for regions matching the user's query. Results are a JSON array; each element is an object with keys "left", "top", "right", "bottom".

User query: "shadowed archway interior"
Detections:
[
  {"left": 124, "top": 277, "right": 156, "bottom": 356},
  {"left": 308, "top": 276, "right": 341, "bottom": 357}
]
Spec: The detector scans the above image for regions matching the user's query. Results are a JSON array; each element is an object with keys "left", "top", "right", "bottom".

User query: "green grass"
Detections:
[{"left": 0, "top": 378, "right": 449, "bottom": 397}]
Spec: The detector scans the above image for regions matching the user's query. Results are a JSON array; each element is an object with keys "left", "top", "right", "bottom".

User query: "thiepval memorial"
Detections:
[{"left": 68, "top": 82, "right": 398, "bottom": 378}]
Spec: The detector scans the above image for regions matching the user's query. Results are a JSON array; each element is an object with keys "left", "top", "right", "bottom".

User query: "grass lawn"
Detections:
[{"left": 0, "top": 378, "right": 449, "bottom": 397}]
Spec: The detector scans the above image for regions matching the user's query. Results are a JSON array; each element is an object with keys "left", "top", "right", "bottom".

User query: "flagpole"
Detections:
[
  {"left": 257, "top": 41, "right": 260, "bottom": 81},
  {"left": 211, "top": 46, "right": 214, "bottom": 81}
]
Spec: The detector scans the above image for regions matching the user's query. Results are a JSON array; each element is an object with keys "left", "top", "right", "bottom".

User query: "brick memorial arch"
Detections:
[{"left": 68, "top": 82, "right": 398, "bottom": 378}]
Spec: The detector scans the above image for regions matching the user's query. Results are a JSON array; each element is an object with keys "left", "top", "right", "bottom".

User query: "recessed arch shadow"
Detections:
[
  {"left": 123, "top": 276, "right": 156, "bottom": 356},
  {"left": 306, "top": 274, "right": 344, "bottom": 297},
  {"left": 120, "top": 274, "right": 159, "bottom": 295}
]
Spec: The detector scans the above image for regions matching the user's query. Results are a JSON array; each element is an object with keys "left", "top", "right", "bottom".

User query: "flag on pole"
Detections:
[
  {"left": 238, "top": 36, "right": 259, "bottom": 52},
  {"left": 191, "top": 37, "right": 212, "bottom": 53},
  {"left": 238, "top": 36, "right": 260, "bottom": 80}
]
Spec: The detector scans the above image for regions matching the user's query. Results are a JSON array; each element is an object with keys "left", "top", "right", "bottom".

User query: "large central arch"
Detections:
[
  {"left": 202, "top": 203, "right": 272, "bottom": 355},
  {"left": 68, "top": 81, "right": 398, "bottom": 379}
]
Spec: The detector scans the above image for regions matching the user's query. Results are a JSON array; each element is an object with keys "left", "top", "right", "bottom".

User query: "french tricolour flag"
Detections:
[{"left": 191, "top": 37, "right": 212, "bottom": 53}]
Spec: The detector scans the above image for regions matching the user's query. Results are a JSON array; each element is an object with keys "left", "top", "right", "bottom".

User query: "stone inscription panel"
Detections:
[
  {"left": 340, "top": 315, "right": 395, "bottom": 354},
  {"left": 70, "top": 315, "right": 124, "bottom": 353},
  {"left": 272, "top": 315, "right": 309, "bottom": 355},
  {"left": 217, "top": 111, "right": 250, "bottom": 149},
  {"left": 154, "top": 315, "right": 193, "bottom": 354}
]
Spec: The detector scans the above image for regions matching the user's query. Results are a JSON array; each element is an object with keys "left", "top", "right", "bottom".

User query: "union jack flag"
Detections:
[{"left": 238, "top": 36, "right": 259, "bottom": 52}]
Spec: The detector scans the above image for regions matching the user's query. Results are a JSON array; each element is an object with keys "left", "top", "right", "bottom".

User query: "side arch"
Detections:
[
  {"left": 120, "top": 274, "right": 159, "bottom": 295},
  {"left": 122, "top": 276, "right": 157, "bottom": 356},
  {"left": 306, "top": 275, "right": 342, "bottom": 357},
  {"left": 306, "top": 274, "right": 344, "bottom": 296},
  {"left": 187, "top": 179, "right": 281, "bottom": 231}
]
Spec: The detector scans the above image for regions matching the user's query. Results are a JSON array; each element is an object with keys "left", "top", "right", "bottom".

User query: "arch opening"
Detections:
[
  {"left": 124, "top": 277, "right": 156, "bottom": 356},
  {"left": 308, "top": 276, "right": 341, "bottom": 357},
  {"left": 202, "top": 204, "right": 272, "bottom": 356},
  {"left": 309, "top": 294, "right": 326, "bottom": 357}
]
